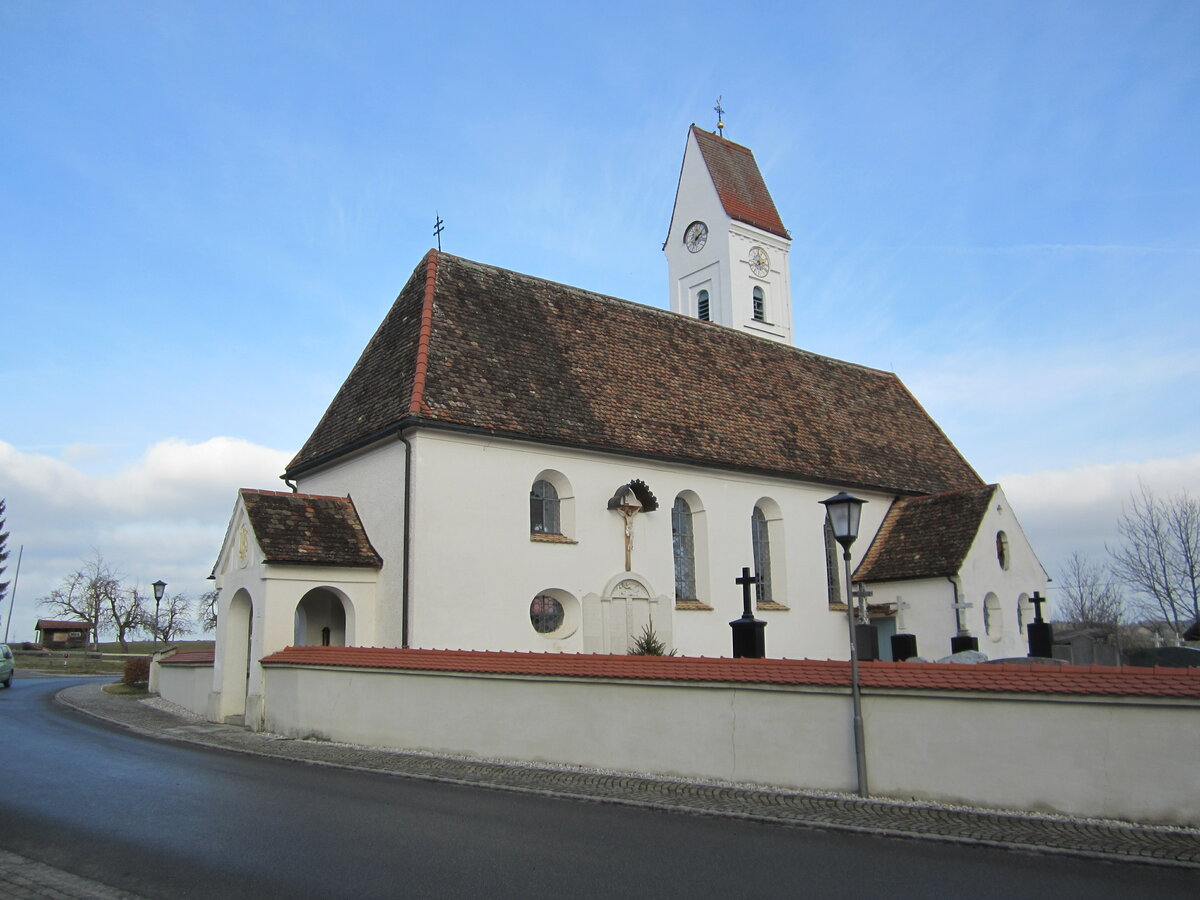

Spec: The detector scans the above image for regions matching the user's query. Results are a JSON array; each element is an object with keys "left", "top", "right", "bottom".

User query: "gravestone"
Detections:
[{"left": 1127, "top": 646, "right": 1200, "bottom": 668}]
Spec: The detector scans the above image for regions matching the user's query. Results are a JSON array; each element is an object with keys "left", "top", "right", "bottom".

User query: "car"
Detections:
[{"left": 0, "top": 644, "right": 13, "bottom": 688}]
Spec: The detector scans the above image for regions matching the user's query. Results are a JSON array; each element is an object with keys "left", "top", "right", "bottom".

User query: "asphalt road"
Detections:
[{"left": 1, "top": 676, "right": 1194, "bottom": 899}]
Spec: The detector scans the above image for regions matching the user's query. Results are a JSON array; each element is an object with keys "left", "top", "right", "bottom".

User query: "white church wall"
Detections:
[
  {"left": 865, "top": 578, "right": 957, "bottom": 660},
  {"left": 954, "top": 486, "right": 1049, "bottom": 659},
  {"left": 400, "top": 429, "right": 894, "bottom": 660},
  {"left": 297, "top": 439, "right": 408, "bottom": 647},
  {"left": 258, "top": 662, "right": 1200, "bottom": 825}
]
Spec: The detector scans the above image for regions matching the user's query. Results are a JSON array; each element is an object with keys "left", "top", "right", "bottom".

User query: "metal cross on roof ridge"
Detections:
[
  {"left": 433, "top": 212, "right": 445, "bottom": 251},
  {"left": 714, "top": 96, "right": 725, "bottom": 137}
]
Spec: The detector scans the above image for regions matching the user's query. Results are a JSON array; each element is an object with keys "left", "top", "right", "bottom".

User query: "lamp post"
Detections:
[
  {"left": 820, "top": 492, "right": 869, "bottom": 798},
  {"left": 152, "top": 580, "right": 167, "bottom": 649}
]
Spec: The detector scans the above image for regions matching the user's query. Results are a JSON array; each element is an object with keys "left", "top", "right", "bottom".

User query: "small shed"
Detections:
[{"left": 35, "top": 619, "right": 94, "bottom": 649}]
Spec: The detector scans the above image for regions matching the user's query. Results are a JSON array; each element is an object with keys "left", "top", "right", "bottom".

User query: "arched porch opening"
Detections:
[
  {"left": 294, "top": 588, "right": 351, "bottom": 647},
  {"left": 219, "top": 589, "right": 253, "bottom": 719}
]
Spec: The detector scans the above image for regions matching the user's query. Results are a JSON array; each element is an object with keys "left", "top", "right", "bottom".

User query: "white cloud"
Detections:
[
  {"left": 999, "top": 453, "right": 1200, "bottom": 606},
  {"left": 0, "top": 438, "right": 290, "bottom": 643}
]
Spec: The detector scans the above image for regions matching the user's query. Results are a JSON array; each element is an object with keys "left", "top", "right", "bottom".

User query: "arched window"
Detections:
[
  {"left": 824, "top": 518, "right": 842, "bottom": 606},
  {"left": 996, "top": 531, "right": 1010, "bottom": 570},
  {"left": 1017, "top": 593, "right": 1032, "bottom": 630},
  {"left": 697, "top": 289, "right": 710, "bottom": 322},
  {"left": 672, "top": 496, "right": 697, "bottom": 602},
  {"left": 752, "top": 286, "right": 765, "bottom": 321},
  {"left": 530, "top": 479, "right": 560, "bottom": 534},
  {"left": 751, "top": 505, "right": 773, "bottom": 604},
  {"left": 984, "top": 593, "right": 1003, "bottom": 642}
]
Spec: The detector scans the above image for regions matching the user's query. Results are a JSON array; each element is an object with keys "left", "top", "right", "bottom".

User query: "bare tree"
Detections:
[
  {"left": 39, "top": 555, "right": 113, "bottom": 650},
  {"left": 1109, "top": 486, "right": 1200, "bottom": 639},
  {"left": 197, "top": 589, "right": 219, "bottom": 633},
  {"left": 143, "top": 591, "right": 193, "bottom": 645},
  {"left": 106, "top": 583, "right": 147, "bottom": 652},
  {"left": 1056, "top": 552, "right": 1124, "bottom": 630}
]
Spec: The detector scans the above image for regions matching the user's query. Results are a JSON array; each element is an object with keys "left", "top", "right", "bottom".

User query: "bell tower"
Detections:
[{"left": 664, "top": 125, "right": 793, "bottom": 344}]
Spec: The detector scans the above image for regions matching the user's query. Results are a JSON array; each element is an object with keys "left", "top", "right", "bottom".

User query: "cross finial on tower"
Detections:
[
  {"left": 433, "top": 212, "right": 445, "bottom": 251},
  {"left": 714, "top": 96, "right": 725, "bottom": 137}
]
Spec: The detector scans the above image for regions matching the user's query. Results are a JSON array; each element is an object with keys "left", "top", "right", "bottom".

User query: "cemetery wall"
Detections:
[{"left": 252, "top": 659, "right": 1199, "bottom": 826}]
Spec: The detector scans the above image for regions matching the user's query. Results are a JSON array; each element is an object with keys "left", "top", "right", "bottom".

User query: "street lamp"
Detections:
[
  {"left": 152, "top": 580, "right": 167, "bottom": 649},
  {"left": 820, "top": 492, "right": 869, "bottom": 797}
]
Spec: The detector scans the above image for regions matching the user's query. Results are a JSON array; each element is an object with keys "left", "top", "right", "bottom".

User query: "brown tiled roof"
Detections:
[
  {"left": 854, "top": 485, "right": 996, "bottom": 582},
  {"left": 241, "top": 489, "right": 382, "bottom": 568},
  {"left": 287, "top": 252, "right": 982, "bottom": 496},
  {"left": 690, "top": 125, "right": 789, "bottom": 238},
  {"left": 159, "top": 649, "right": 215, "bottom": 665},
  {"left": 260, "top": 647, "right": 1200, "bottom": 698},
  {"left": 35, "top": 619, "right": 93, "bottom": 630}
]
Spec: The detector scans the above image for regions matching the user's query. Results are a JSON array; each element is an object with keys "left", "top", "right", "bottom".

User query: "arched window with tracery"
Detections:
[
  {"left": 751, "top": 505, "right": 773, "bottom": 604},
  {"left": 672, "top": 496, "right": 698, "bottom": 602},
  {"left": 530, "top": 479, "right": 560, "bottom": 535}
]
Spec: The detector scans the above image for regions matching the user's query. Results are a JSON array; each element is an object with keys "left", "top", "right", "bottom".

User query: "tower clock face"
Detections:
[
  {"left": 684, "top": 221, "right": 708, "bottom": 253},
  {"left": 748, "top": 246, "right": 770, "bottom": 277}
]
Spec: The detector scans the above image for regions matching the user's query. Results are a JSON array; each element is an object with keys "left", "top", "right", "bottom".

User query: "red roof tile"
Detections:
[
  {"left": 259, "top": 647, "right": 1200, "bottom": 699},
  {"left": 690, "top": 126, "right": 789, "bottom": 238},
  {"left": 286, "top": 253, "right": 981, "bottom": 496},
  {"left": 160, "top": 649, "right": 215, "bottom": 665}
]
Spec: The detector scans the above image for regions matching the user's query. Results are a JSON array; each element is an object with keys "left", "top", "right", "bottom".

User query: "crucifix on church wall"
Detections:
[{"left": 606, "top": 479, "right": 659, "bottom": 572}]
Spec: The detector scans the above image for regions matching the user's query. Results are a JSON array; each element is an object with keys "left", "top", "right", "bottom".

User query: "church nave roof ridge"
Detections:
[{"left": 285, "top": 251, "right": 982, "bottom": 499}]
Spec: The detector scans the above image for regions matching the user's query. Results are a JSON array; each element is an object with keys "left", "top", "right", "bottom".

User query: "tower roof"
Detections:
[
  {"left": 286, "top": 252, "right": 981, "bottom": 497},
  {"left": 690, "top": 125, "right": 789, "bottom": 239}
]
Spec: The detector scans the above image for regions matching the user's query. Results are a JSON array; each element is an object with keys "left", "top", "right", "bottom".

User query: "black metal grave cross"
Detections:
[
  {"left": 736, "top": 567, "right": 759, "bottom": 618},
  {"left": 1029, "top": 591, "right": 1047, "bottom": 624}
]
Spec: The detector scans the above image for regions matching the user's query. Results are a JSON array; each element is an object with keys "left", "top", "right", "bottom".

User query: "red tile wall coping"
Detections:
[
  {"left": 258, "top": 646, "right": 1200, "bottom": 698},
  {"left": 160, "top": 649, "right": 216, "bottom": 665}
]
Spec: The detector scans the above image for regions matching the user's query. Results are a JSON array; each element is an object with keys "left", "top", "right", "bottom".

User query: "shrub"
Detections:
[
  {"left": 123, "top": 656, "right": 151, "bottom": 685},
  {"left": 628, "top": 621, "right": 677, "bottom": 656}
]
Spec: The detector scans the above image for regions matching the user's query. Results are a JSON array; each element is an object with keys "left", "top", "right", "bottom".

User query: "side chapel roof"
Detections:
[
  {"left": 286, "top": 252, "right": 982, "bottom": 497},
  {"left": 690, "top": 125, "right": 789, "bottom": 238},
  {"left": 854, "top": 485, "right": 997, "bottom": 582},
  {"left": 240, "top": 489, "right": 382, "bottom": 568}
]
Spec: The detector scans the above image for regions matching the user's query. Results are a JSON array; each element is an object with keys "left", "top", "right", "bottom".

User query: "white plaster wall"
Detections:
[
  {"left": 955, "top": 486, "right": 1049, "bottom": 658},
  {"left": 260, "top": 664, "right": 1200, "bottom": 825},
  {"left": 864, "top": 579, "right": 958, "bottom": 660},
  {"left": 404, "top": 429, "right": 892, "bottom": 660},
  {"left": 298, "top": 440, "right": 407, "bottom": 647},
  {"left": 154, "top": 663, "right": 213, "bottom": 717}
]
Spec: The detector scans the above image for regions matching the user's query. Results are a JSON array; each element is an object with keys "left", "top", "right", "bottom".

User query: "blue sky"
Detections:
[{"left": 2, "top": 1, "right": 1198, "bottom": 639}]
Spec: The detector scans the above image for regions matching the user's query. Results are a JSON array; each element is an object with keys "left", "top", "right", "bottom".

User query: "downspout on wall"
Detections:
[{"left": 399, "top": 431, "right": 413, "bottom": 648}]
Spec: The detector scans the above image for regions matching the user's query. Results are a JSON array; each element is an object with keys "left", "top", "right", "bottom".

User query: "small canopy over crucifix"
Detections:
[{"left": 607, "top": 479, "right": 659, "bottom": 571}]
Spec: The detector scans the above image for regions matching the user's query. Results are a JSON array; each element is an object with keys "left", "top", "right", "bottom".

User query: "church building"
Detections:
[{"left": 207, "top": 125, "right": 1047, "bottom": 727}]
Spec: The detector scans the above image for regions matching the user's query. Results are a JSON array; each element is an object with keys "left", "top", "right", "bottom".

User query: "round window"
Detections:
[{"left": 530, "top": 593, "right": 565, "bottom": 634}]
